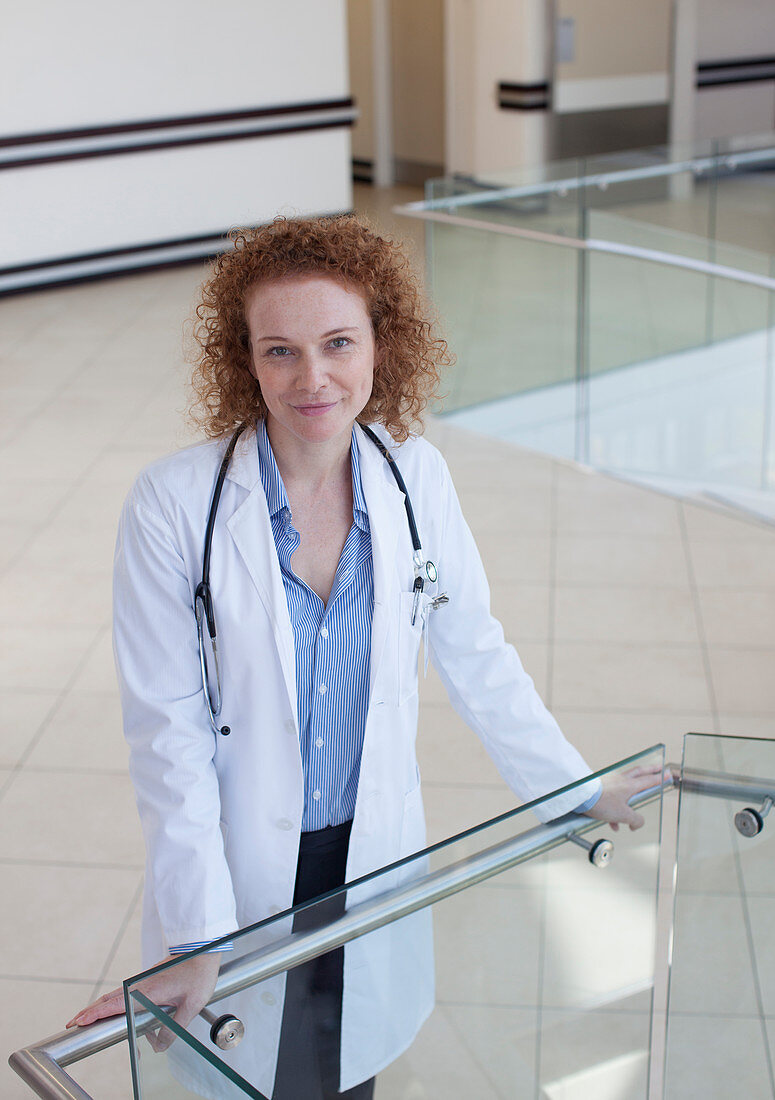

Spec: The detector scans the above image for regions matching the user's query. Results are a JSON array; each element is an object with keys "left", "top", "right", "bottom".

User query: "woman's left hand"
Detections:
[{"left": 584, "top": 764, "right": 668, "bottom": 831}]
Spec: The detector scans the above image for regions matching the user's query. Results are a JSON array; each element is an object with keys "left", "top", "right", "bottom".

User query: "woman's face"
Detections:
[{"left": 245, "top": 274, "right": 376, "bottom": 449}]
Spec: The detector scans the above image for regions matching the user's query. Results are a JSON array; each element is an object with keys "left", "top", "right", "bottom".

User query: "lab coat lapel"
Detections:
[
  {"left": 355, "top": 424, "right": 405, "bottom": 697},
  {"left": 223, "top": 429, "right": 298, "bottom": 719}
]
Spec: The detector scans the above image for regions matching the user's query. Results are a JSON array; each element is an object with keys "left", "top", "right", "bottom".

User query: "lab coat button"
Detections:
[
  {"left": 284, "top": 720, "right": 295, "bottom": 735},
  {"left": 261, "top": 992, "right": 277, "bottom": 1006},
  {"left": 277, "top": 818, "right": 293, "bottom": 831}
]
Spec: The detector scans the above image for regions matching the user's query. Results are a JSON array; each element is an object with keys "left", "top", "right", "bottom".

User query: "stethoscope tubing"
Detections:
[{"left": 197, "top": 422, "right": 433, "bottom": 737}]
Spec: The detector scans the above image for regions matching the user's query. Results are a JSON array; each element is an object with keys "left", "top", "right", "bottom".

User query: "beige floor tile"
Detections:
[
  {"left": 550, "top": 710, "right": 707, "bottom": 771},
  {"left": 669, "top": 893, "right": 760, "bottom": 1015},
  {"left": 0, "top": 565, "right": 110, "bottom": 629},
  {"left": 69, "top": 629, "right": 120, "bottom": 694},
  {"left": 0, "top": 625, "right": 101, "bottom": 692},
  {"left": 555, "top": 477, "right": 680, "bottom": 538},
  {"left": 491, "top": 581, "right": 551, "bottom": 641},
  {"left": 435, "top": 1004, "right": 540, "bottom": 1098},
  {"left": 538, "top": 1007, "right": 651, "bottom": 1100},
  {"left": 433, "top": 884, "right": 542, "bottom": 1007},
  {"left": 0, "top": 691, "right": 59, "bottom": 769},
  {"left": 0, "top": 770, "right": 143, "bottom": 865},
  {"left": 0, "top": 521, "right": 40, "bottom": 573},
  {"left": 103, "top": 888, "right": 145, "bottom": 986},
  {"left": 698, "top": 587, "right": 775, "bottom": 646},
  {"left": 377, "top": 1004, "right": 510, "bottom": 1099},
  {"left": 682, "top": 503, "right": 775, "bottom": 543},
  {"left": 417, "top": 704, "right": 505, "bottom": 788},
  {"left": 2, "top": 977, "right": 135, "bottom": 1100},
  {"left": 0, "top": 863, "right": 141, "bottom": 980},
  {"left": 477, "top": 532, "right": 553, "bottom": 584},
  {"left": 555, "top": 532, "right": 690, "bottom": 588},
  {"left": 552, "top": 642, "right": 710, "bottom": 711},
  {"left": 0, "top": 479, "right": 71, "bottom": 526},
  {"left": 664, "top": 1015, "right": 773, "bottom": 1099},
  {"left": 542, "top": 882, "right": 657, "bottom": 1011},
  {"left": 707, "top": 646, "right": 775, "bottom": 713},
  {"left": 746, "top": 897, "right": 775, "bottom": 1017},
  {"left": 689, "top": 537, "right": 775, "bottom": 588},
  {"left": 554, "top": 585, "right": 699, "bottom": 645},
  {"left": 716, "top": 713, "right": 775, "bottom": 738},
  {"left": 420, "top": 642, "right": 550, "bottom": 706},
  {"left": 458, "top": 484, "right": 553, "bottom": 537},
  {"left": 22, "top": 517, "right": 118, "bottom": 575},
  {"left": 422, "top": 782, "right": 521, "bottom": 846},
  {"left": 25, "top": 691, "right": 128, "bottom": 773}
]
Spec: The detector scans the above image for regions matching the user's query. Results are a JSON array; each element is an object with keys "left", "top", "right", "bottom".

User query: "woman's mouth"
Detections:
[{"left": 292, "top": 402, "right": 337, "bottom": 417}]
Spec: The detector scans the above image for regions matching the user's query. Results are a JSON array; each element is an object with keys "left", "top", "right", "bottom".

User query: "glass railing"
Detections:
[
  {"left": 12, "top": 735, "right": 775, "bottom": 1098},
  {"left": 123, "top": 747, "right": 666, "bottom": 1099},
  {"left": 664, "top": 733, "right": 775, "bottom": 1099},
  {"left": 403, "top": 136, "right": 775, "bottom": 518}
]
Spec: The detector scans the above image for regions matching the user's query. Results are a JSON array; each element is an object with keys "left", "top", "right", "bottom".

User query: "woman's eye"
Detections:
[
  {"left": 329, "top": 337, "right": 350, "bottom": 349},
  {"left": 267, "top": 346, "right": 291, "bottom": 357}
]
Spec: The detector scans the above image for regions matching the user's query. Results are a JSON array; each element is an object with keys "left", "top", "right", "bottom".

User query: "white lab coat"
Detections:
[{"left": 114, "top": 422, "right": 598, "bottom": 1096}]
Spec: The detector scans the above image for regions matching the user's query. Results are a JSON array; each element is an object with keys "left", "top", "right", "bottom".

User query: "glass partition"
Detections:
[
  {"left": 415, "top": 135, "right": 775, "bottom": 508},
  {"left": 664, "top": 734, "right": 775, "bottom": 1099},
  {"left": 585, "top": 251, "right": 772, "bottom": 491},
  {"left": 125, "top": 746, "right": 665, "bottom": 1100}
]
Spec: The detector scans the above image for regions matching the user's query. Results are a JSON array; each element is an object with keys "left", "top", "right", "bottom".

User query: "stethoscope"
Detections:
[{"left": 195, "top": 423, "right": 445, "bottom": 737}]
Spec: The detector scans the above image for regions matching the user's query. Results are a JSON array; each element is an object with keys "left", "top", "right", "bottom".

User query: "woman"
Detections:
[{"left": 67, "top": 215, "right": 657, "bottom": 1098}]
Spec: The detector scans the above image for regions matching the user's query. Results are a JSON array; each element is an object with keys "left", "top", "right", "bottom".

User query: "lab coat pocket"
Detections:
[{"left": 397, "top": 591, "right": 430, "bottom": 706}]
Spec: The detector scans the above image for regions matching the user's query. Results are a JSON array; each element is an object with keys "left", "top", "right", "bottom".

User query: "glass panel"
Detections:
[
  {"left": 126, "top": 746, "right": 665, "bottom": 1100},
  {"left": 127, "top": 988, "right": 260, "bottom": 1098},
  {"left": 427, "top": 222, "right": 580, "bottom": 461},
  {"left": 664, "top": 733, "right": 775, "bottom": 1099},
  {"left": 586, "top": 252, "right": 771, "bottom": 493},
  {"left": 712, "top": 139, "right": 775, "bottom": 260}
]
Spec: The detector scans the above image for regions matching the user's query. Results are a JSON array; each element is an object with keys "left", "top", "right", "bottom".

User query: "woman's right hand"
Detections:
[{"left": 65, "top": 950, "right": 222, "bottom": 1052}]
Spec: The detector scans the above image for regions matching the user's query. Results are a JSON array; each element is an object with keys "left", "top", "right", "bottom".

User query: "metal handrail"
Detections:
[
  {"left": 392, "top": 204, "right": 775, "bottom": 293},
  {"left": 400, "top": 145, "right": 775, "bottom": 212},
  {"left": 10, "top": 763, "right": 774, "bottom": 1100}
]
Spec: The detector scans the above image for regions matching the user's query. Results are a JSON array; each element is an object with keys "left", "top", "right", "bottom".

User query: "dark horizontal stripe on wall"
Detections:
[
  {"left": 697, "top": 56, "right": 775, "bottom": 89},
  {"left": 0, "top": 98, "right": 356, "bottom": 171},
  {"left": 0, "top": 231, "right": 231, "bottom": 278},
  {"left": 0, "top": 216, "right": 349, "bottom": 297},
  {"left": 498, "top": 81, "right": 550, "bottom": 111},
  {"left": 352, "top": 156, "right": 373, "bottom": 183}
]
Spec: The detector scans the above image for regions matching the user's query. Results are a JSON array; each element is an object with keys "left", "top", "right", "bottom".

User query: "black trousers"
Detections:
[{"left": 271, "top": 820, "right": 375, "bottom": 1100}]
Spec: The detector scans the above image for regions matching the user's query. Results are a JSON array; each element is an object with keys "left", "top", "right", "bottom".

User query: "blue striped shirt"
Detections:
[
  {"left": 256, "top": 419, "right": 374, "bottom": 832},
  {"left": 170, "top": 424, "right": 374, "bottom": 953}
]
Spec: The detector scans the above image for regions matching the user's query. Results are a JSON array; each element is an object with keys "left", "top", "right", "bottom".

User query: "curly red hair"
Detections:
[{"left": 189, "top": 215, "right": 451, "bottom": 442}]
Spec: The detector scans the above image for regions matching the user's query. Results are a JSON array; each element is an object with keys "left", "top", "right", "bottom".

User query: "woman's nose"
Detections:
[{"left": 297, "top": 353, "right": 327, "bottom": 392}]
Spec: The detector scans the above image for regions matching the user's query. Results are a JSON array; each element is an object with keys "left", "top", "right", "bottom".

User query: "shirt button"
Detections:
[
  {"left": 319, "top": 684, "right": 327, "bottom": 695},
  {"left": 315, "top": 737, "right": 324, "bottom": 748},
  {"left": 320, "top": 627, "right": 329, "bottom": 639},
  {"left": 312, "top": 790, "right": 321, "bottom": 801},
  {"left": 277, "top": 818, "right": 293, "bottom": 831},
  {"left": 261, "top": 992, "right": 277, "bottom": 1006}
]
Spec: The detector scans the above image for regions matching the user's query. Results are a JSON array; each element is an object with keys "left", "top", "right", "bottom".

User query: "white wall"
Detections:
[
  {"left": 694, "top": 0, "right": 775, "bottom": 142},
  {"left": 445, "top": 0, "right": 552, "bottom": 177},
  {"left": 0, "top": 0, "right": 349, "bottom": 134},
  {"left": 0, "top": 0, "right": 353, "bottom": 283}
]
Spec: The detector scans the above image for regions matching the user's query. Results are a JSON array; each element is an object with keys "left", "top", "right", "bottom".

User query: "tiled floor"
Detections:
[{"left": 2, "top": 185, "right": 774, "bottom": 1099}]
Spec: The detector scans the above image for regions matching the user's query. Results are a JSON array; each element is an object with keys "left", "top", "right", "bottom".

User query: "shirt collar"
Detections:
[
  {"left": 256, "top": 418, "right": 290, "bottom": 519},
  {"left": 256, "top": 419, "right": 370, "bottom": 529}
]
